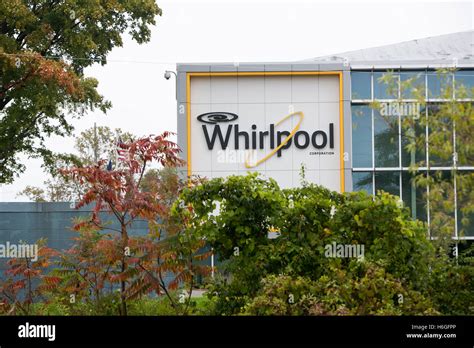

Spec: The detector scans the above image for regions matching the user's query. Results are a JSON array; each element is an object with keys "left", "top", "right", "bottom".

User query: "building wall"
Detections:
[{"left": 0, "top": 202, "right": 149, "bottom": 271}]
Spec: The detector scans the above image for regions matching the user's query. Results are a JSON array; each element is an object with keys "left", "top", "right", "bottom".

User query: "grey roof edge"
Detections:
[
  {"left": 304, "top": 30, "right": 474, "bottom": 64},
  {"left": 177, "top": 62, "right": 348, "bottom": 72},
  {"left": 350, "top": 59, "right": 474, "bottom": 69},
  {"left": 177, "top": 61, "right": 474, "bottom": 72}
]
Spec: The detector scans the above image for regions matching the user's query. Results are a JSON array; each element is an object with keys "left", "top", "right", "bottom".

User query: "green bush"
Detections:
[
  {"left": 428, "top": 245, "right": 474, "bottom": 315},
  {"left": 26, "top": 294, "right": 212, "bottom": 316},
  {"left": 176, "top": 173, "right": 468, "bottom": 315},
  {"left": 27, "top": 292, "right": 122, "bottom": 316},
  {"left": 204, "top": 273, "right": 250, "bottom": 316},
  {"left": 127, "top": 297, "right": 177, "bottom": 316},
  {"left": 243, "top": 262, "right": 438, "bottom": 316},
  {"left": 192, "top": 296, "right": 217, "bottom": 315},
  {"left": 242, "top": 274, "right": 318, "bottom": 316},
  {"left": 30, "top": 301, "right": 71, "bottom": 316}
]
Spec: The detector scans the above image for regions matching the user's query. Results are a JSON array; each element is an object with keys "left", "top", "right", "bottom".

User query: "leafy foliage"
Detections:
[
  {"left": 427, "top": 243, "right": 474, "bottom": 315},
  {"left": 17, "top": 125, "right": 135, "bottom": 202},
  {"left": 0, "top": 0, "right": 161, "bottom": 183},
  {"left": 59, "top": 133, "right": 210, "bottom": 315},
  {"left": 175, "top": 173, "right": 473, "bottom": 315},
  {"left": 244, "top": 263, "right": 437, "bottom": 316},
  {"left": 0, "top": 239, "right": 58, "bottom": 315}
]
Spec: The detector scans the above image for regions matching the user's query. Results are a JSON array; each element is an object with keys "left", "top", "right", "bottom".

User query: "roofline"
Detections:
[
  {"left": 176, "top": 61, "right": 474, "bottom": 73},
  {"left": 303, "top": 30, "right": 474, "bottom": 63}
]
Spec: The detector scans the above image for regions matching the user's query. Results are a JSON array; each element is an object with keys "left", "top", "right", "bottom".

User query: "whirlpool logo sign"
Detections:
[{"left": 197, "top": 111, "right": 335, "bottom": 168}]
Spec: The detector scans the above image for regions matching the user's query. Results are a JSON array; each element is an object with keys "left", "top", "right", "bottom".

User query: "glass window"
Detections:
[
  {"left": 401, "top": 105, "right": 426, "bottom": 167},
  {"left": 374, "top": 110, "right": 399, "bottom": 167},
  {"left": 427, "top": 103, "right": 453, "bottom": 167},
  {"left": 400, "top": 71, "right": 425, "bottom": 99},
  {"left": 353, "top": 171, "right": 373, "bottom": 195},
  {"left": 375, "top": 171, "right": 400, "bottom": 197},
  {"left": 427, "top": 72, "right": 453, "bottom": 99},
  {"left": 456, "top": 171, "right": 474, "bottom": 237},
  {"left": 352, "top": 105, "right": 372, "bottom": 167},
  {"left": 428, "top": 170, "right": 455, "bottom": 237},
  {"left": 455, "top": 70, "right": 474, "bottom": 98},
  {"left": 351, "top": 72, "right": 371, "bottom": 99},
  {"left": 455, "top": 101, "right": 474, "bottom": 167},
  {"left": 402, "top": 171, "right": 427, "bottom": 222},
  {"left": 374, "top": 71, "right": 399, "bottom": 99}
]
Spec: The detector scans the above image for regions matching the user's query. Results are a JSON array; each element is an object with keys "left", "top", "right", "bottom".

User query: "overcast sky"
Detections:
[{"left": 1, "top": 0, "right": 472, "bottom": 201}]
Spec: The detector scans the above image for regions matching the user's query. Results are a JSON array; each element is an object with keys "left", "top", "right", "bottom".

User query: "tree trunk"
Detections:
[{"left": 120, "top": 223, "right": 129, "bottom": 316}]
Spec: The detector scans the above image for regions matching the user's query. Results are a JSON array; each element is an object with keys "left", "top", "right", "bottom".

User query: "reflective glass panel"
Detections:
[
  {"left": 352, "top": 105, "right": 372, "bottom": 167},
  {"left": 375, "top": 171, "right": 400, "bottom": 197},
  {"left": 351, "top": 72, "right": 371, "bottom": 99},
  {"left": 374, "top": 110, "right": 399, "bottom": 167},
  {"left": 353, "top": 171, "right": 373, "bottom": 195}
]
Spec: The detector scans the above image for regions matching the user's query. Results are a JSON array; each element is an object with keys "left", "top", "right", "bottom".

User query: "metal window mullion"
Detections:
[
  {"left": 374, "top": 167, "right": 403, "bottom": 171},
  {"left": 425, "top": 70, "right": 431, "bottom": 237},
  {"left": 453, "top": 99, "right": 459, "bottom": 243},
  {"left": 412, "top": 166, "right": 465, "bottom": 171},
  {"left": 371, "top": 69, "right": 375, "bottom": 195},
  {"left": 398, "top": 72, "right": 403, "bottom": 200},
  {"left": 454, "top": 170, "right": 459, "bottom": 243},
  {"left": 353, "top": 167, "right": 374, "bottom": 172},
  {"left": 450, "top": 71, "right": 458, "bottom": 250},
  {"left": 430, "top": 236, "right": 474, "bottom": 241},
  {"left": 352, "top": 99, "right": 372, "bottom": 103}
]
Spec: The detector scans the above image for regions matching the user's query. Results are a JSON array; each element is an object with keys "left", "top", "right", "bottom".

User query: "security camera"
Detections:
[{"left": 164, "top": 71, "right": 171, "bottom": 80}]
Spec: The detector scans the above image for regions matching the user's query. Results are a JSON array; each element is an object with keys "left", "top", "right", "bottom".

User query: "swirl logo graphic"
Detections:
[
  {"left": 197, "top": 112, "right": 238, "bottom": 124},
  {"left": 244, "top": 111, "right": 304, "bottom": 168}
]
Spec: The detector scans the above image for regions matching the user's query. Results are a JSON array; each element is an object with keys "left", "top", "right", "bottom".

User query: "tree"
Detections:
[
  {"left": 0, "top": 0, "right": 161, "bottom": 183},
  {"left": 62, "top": 132, "right": 188, "bottom": 315},
  {"left": 17, "top": 185, "right": 48, "bottom": 202},
  {"left": 75, "top": 125, "right": 135, "bottom": 166},
  {"left": 36, "top": 163, "right": 210, "bottom": 316},
  {"left": 17, "top": 125, "right": 135, "bottom": 202}
]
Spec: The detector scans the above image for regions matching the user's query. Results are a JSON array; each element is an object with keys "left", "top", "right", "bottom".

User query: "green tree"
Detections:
[
  {"left": 75, "top": 125, "right": 135, "bottom": 166},
  {"left": 0, "top": 0, "right": 161, "bottom": 183},
  {"left": 17, "top": 125, "right": 135, "bottom": 202}
]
